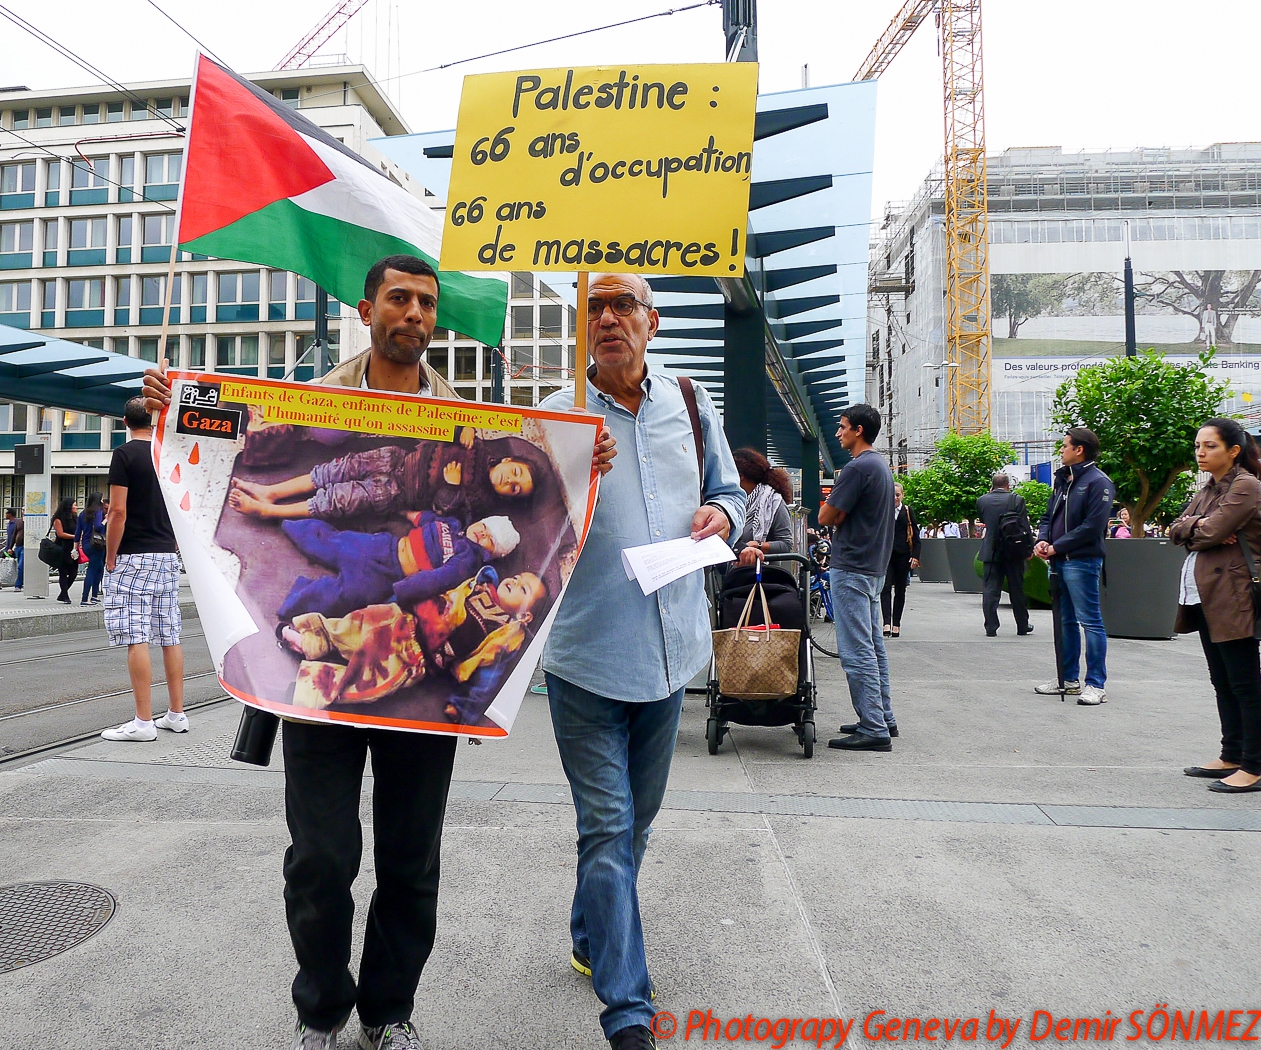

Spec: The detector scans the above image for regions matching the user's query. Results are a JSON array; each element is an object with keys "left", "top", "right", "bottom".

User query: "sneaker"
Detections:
[
  {"left": 155, "top": 712, "right": 189, "bottom": 733},
  {"left": 292, "top": 1021, "right": 341, "bottom": 1050},
  {"left": 1034, "top": 680, "right": 1080, "bottom": 695},
  {"left": 101, "top": 719, "right": 157, "bottom": 742},
  {"left": 610, "top": 1025, "right": 657, "bottom": 1050},
  {"left": 1077, "top": 685, "right": 1107, "bottom": 706},
  {"left": 572, "top": 950, "right": 656, "bottom": 1000},
  {"left": 359, "top": 1021, "right": 423, "bottom": 1050}
]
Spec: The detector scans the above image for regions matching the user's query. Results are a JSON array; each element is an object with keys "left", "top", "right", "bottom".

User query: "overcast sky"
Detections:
[{"left": 3, "top": 0, "right": 1258, "bottom": 213}]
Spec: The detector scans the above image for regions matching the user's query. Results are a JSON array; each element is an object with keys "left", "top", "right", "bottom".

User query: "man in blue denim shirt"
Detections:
[
  {"left": 540, "top": 273, "right": 743, "bottom": 1050},
  {"left": 818, "top": 405, "right": 898, "bottom": 751}
]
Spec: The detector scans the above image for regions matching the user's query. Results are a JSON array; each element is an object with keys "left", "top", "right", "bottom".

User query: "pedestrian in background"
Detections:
[
  {"left": 943, "top": 520, "right": 961, "bottom": 538},
  {"left": 76, "top": 491, "right": 106, "bottom": 605},
  {"left": 540, "top": 272, "right": 742, "bottom": 1050},
  {"left": 732, "top": 447, "right": 794, "bottom": 567},
  {"left": 1034, "top": 427, "right": 1115, "bottom": 706},
  {"left": 1111, "top": 507, "right": 1132, "bottom": 538},
  {"left": 881, "top": 482, "right": 920, "bottom": 637},
  {"left": 819, "top": 404, "right": 898, "bottom": 751},
  {"left": 977, "top": 473, "right": 1033, "bottom": 638},
  {"left": 51, "top": 497, "right": 78, "bottom": 604},
  {"left": 100, "top": 397, "right": 187, "bottom": 742},
  {"left": 3, "top": 508, "right": 22, "bottom": 591},
  {"left": 1170, "top": 417, "right": 1261, "bottom": 793}
]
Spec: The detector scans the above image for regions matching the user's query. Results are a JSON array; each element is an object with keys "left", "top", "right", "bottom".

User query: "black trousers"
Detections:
[
  {"left": 982, "top": 555, "right": 1030, "bottom": 633},
  {"left": 1191, "top": 606, "right": 1261, "bottom": 775},
  {"left": 880, "top": 553, "right": 911, "bottom": 627},
  {"left": 283, "top": 719, "right": 457, "bottom": 1030},
  {"left": 57, "top": 548, "right": 78, "bottom": 601}
]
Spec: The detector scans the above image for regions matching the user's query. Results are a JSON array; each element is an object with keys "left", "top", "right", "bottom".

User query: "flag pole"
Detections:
[{"left": 575, "top": 271, "right": 588, "bottom": 409}]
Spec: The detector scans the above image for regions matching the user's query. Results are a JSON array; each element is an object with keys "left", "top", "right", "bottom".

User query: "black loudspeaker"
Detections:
[
  {"left": 231, "top": 706, "right": 279, "bottom": 766},
  {"left": 13, "top": 443, "right": 44, "bottom": 476}
]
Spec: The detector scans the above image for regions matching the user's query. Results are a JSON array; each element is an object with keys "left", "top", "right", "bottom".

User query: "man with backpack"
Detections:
[{"left": 977, "top": 473, "right": 1034, "bottom": 637}]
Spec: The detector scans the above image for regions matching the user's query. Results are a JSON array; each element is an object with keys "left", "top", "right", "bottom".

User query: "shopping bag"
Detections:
[{"left": 711, "top": 578, "right": 800, "bottom": 700}]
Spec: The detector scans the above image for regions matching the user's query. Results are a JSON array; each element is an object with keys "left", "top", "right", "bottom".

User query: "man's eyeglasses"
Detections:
[{"left": 587, "top": 295, "right": 651, "bottom": 318}]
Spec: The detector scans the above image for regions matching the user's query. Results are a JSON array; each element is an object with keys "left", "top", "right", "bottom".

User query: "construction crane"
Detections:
[
  {"left": 275, "top": 0, "right": 370, "bottom": 70},
  {"left": 855, "top": 0, "right": 990, "bottom": 435}
]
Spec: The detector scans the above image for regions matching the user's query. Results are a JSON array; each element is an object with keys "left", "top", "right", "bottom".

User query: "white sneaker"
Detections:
[
  {"left": 155, "top": 712, "right": 189, "bottom": 733},
  {"left": 1077, "top": 685, "right": 1107, "bottom": 706},
  {"left": 1034, "top": 679, "right": 1080, "bottom": 695},
  {"left": 101, "top": 719, "right": 157, "bottom": 742}
]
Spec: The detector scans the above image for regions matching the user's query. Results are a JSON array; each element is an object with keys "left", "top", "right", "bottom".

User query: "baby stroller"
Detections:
[{"left": 704, "top": 553, "right": 818, "bottom": 758}]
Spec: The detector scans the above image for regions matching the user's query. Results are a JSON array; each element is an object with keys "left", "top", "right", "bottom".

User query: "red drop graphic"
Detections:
[
  {"left": 170, "top": 463, "right": 181, "bottom": 484},
  {"left": 180, "top": 492, "right": 191, "bottom": 512},
  {"left": 188, "top": 443, "right": 200, "bottom": 465}
]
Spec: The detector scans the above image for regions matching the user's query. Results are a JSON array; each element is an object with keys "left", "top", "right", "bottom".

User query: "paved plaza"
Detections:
[{"left": 1, "top": 578, "right": 1258, "bottom": 1049}]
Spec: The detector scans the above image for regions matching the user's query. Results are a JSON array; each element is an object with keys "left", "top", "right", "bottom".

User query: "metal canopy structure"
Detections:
[
  {"left": 0, "top": 324, "right": 145, "bottom": 418},
  {"left": 646, "top": 81, "right": 876, "bottom": 475}
]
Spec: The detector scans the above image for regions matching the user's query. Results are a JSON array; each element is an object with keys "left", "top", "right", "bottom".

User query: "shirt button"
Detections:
[
  {"left": 648, "top": 493, "right": 655, "bottom": 499},
  {"left": 655, "top": 530, "right": 661, "bottom": 536}
]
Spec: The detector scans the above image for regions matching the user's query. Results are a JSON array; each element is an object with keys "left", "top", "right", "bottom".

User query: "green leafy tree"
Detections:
[
  {"left": 902, "top": 432, "right": 1016, "bottom": 526},
  {"left": 1014, "top": 480, "right": 1052, "bottom": 525},
  {"left": 992, "top": 273, "right": 1068, "bottom": 339},
  {"left": 1051, "top": 350, "right": 1230, "bottom": 536},
  {"left": 1152, "top": 471, "right": 1196, "bottom": 527}
]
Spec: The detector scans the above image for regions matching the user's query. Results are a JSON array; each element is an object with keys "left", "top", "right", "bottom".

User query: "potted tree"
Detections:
[
  {"left": 904, "top": 433, "right": 1016, "bottom": 593},
  {"left": 1051, "top": 350, "right": 1228, "bottom": 639}
]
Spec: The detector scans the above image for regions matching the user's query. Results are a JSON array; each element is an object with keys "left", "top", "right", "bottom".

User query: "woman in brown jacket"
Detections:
[{"left": 1170, "top": 417, "right": 1261, "bottom": 792}]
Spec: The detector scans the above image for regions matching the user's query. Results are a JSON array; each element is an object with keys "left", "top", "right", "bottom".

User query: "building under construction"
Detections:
[{"left": 868, "top": 142, "right": 1261, "bottom": 469}]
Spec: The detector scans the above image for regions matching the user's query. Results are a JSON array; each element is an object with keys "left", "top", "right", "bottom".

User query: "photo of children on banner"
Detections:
[{"left": 208, "top": 410, "right": 581, "bottom": 731}]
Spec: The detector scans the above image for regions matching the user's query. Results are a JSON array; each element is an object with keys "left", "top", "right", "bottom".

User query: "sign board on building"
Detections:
[{"left": 441, "top": 64, "right": 759, "bottom": 276}]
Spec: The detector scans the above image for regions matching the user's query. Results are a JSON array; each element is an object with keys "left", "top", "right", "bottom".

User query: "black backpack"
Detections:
[{"left": 997, "top": 496, "right": 1034, "bottom": 560}]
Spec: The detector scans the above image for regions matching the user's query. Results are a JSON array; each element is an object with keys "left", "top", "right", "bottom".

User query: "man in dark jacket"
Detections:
[
  {"left": 977, "top": 473, "right": 1033, "bottom": 637},
  {"left": 1034, "top": 428, "right": 1116, "bottom": 705}
]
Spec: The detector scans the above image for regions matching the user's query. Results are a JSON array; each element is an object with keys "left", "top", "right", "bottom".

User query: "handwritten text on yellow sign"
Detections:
[{"left": 441, "top": 63, "right": 759, "bottom": 276}]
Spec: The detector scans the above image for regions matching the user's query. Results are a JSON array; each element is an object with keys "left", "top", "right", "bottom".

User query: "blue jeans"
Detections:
[
  {"left": 831, "top": 568, "right": 895, "bottom": 737},
  {"left": 1054, "top": 556, "right": 1107, "bottom": 689},
  {"left": 81, "top": 546, "right": 106, "bottom": 602},
  {"left": 544, "top": 672, "right": 684, "bottom": 1039},
  {"left": 12, "top": 547, "right": 22, "bottom": 590}
]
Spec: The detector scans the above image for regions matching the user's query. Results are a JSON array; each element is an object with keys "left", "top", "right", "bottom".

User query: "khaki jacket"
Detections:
[
  {"left": 320, "top": 348, "right": 459, "bottom": 400},
  {"left": 1170, "top": 466, "right": 1261, "bottom": 642}
]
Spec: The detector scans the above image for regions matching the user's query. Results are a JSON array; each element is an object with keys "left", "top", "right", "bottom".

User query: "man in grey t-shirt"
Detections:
[{"left": 818, "top": 405, "right": 898, "bottom": 751}]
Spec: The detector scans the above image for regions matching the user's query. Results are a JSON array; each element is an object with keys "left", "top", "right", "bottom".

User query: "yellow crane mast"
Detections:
[{"left": 855, "top": 0, "right": 991, "bottom": 435}]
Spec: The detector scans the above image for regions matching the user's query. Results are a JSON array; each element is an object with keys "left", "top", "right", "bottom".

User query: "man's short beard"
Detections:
[{"left": 374, "top": 323, "right": 427, "bottom": 364}]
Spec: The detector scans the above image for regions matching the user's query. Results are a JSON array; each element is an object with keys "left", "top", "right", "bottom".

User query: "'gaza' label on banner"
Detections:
[{"left": 441, "top": 63, "right": 759, "bottom": 276}]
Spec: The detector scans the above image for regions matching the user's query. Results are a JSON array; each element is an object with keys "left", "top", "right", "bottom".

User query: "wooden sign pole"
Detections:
[{"left": 574, "top": 271, "right": 589, "bottom": 410}]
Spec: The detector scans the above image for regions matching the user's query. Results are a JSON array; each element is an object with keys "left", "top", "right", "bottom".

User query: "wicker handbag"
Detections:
[{"left": 712, "top": 576, "right": 801, "bottom": 700}]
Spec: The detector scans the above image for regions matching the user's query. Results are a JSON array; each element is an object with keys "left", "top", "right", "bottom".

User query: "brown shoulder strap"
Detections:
[{"left": 678, "top": 376, "right": 705, "bottom": 496}]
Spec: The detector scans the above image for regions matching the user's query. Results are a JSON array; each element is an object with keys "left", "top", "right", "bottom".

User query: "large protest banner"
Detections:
[
  {"left": 440, "top": 63, "right": 759, "bottom": 276},
  {"left": 154, "top": 372, "right": 602, "bottom": 738}
]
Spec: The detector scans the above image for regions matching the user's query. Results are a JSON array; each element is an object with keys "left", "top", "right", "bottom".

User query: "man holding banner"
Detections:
[
  {"left": 541, "top": 273, "right": 743, "bottom": 1050},
  {"left": 144, "top": 255, "right": 622, "bottom": 1050}
]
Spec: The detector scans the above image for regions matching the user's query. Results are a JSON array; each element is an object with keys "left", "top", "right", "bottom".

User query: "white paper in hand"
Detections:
[{"left": 621, "top": 534, "right": 736, "bottom": 596}]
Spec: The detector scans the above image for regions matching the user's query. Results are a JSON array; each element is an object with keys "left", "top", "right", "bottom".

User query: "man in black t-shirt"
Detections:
[
  {"left": 100, "top": 396, "right": 187, "bottom": 743},
  {"left": 818, "top": 405, "right": 899, "bottom": 751}
]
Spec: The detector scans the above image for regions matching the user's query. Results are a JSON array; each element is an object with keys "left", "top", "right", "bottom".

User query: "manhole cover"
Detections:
[{"left": 0, "top": 881, "right": 116, "bottom": 973}]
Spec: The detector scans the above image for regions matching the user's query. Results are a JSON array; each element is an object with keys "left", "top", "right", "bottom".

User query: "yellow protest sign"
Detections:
[{"left": 440, "top": 63, "right": 759, "bottom": 277}]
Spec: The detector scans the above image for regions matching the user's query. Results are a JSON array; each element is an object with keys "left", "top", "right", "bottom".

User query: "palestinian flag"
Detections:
[{"left": 178, "top": 55, "right": 506, "bottom": 347}]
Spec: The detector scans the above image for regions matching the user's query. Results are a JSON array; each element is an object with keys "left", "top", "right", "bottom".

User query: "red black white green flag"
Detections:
[{"left": 178, "top": 55, "right": 506, "bottom": 347}]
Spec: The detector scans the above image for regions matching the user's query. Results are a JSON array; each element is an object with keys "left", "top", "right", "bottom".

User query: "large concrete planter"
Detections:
[
  {"left": 916, "top": 538, "right": 952, "bottom": 582},
  {"left": 1100, "top": 537, "right": 1185, "bottom": 639},
  {"left": 945, "top": 538, "right": 984, "bottom": 593}
]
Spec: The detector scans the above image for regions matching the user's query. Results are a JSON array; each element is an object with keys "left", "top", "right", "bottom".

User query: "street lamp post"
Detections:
[{"left": 1123, "top": 220, "right": 1137, "bottom": 358}]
